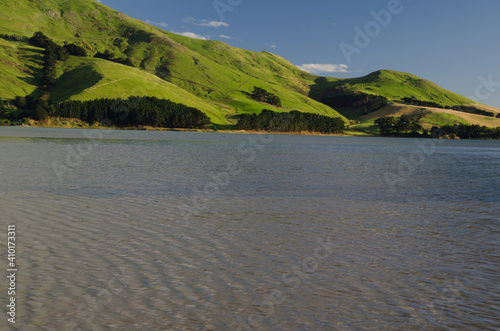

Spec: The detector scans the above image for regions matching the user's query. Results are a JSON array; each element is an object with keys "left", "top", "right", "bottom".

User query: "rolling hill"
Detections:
[
  {"left": 310, "top": 70, "right": 475, "bottom": 107},
  {"left": 0, "top": 0, "right": 345, "bottom": 126},
  {"left": 0, "top": 0, "right": 498, "bottom": 130}
]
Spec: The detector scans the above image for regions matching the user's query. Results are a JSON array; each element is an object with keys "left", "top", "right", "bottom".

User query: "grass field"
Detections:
[
  {"left": 420, "top": 113, "right": 469, "bottom": 127},
  {"left": 348, "top": 119, "right": 379, "bottom": 135}
]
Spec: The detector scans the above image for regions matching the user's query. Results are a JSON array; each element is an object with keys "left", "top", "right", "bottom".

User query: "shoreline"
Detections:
[
  {"left": 0, "top": 118, "right": 367, "bottom": 137},
  {"left": 1, "top": 124, "right": 361, "bottom": 137},
  {"left": 2, "top": 120, "right": 498, "bottom": 140}
]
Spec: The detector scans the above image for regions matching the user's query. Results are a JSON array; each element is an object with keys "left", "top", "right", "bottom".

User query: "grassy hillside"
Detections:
[
  {"left": 363, "top": 103, "right": 500, "bottom": 128},
  {"left": 0, "top": 38, "right": 42, "bottom": 99},
  {"left": 50, "top": 57, "right": 228, "bottom": 124},
  {"left": 311, "top": 70, "right": 475, "bottom": 107},
  {"left": 0, "top": 0, "right": 345, "bottom": 126},
  {"left": 308, "top": 69, "right": 500, "bottom": 129},
  {"left": 0, "top": 0, "right": 497, "bottom": 131}
]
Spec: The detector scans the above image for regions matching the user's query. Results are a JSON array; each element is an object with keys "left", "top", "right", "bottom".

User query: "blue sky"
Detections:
[{"left": 99, "top": 0, "right": 500, "bottom": 108}]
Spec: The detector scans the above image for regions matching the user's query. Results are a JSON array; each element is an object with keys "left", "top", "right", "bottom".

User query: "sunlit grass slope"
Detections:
[
  {"left": 0, "top": 0, "right": 346, "bottom": 125},
  {"left": 0, "top": 39, "right": 42, "bottom": 99},
  {"left": 311, "top": 70, "right": 475, "bottom": 107},
  {"left": 50, "top": 57, "right": 227, "bottom": 124}
]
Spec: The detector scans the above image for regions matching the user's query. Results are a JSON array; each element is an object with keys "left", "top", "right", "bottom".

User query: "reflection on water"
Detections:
[{"left": 0, "top": 127, "right": 499, "bottom": 330}]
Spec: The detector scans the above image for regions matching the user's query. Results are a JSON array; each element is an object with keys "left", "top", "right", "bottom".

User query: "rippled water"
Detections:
[{"left": 0, "top": 127, "right": 499, "bottom": 330}]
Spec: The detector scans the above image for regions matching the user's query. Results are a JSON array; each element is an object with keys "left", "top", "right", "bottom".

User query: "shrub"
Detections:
[{"left": 250, "top": 87, "right": 282, "bottom": 106}]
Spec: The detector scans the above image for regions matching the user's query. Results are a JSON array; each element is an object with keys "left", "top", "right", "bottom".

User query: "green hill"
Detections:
[
  {"left": 0, "top": 0, "right": 345, "bottom": 126},
  {"left": 0, "top": 0, "right": 496, "bottom": 131},
  {"left": 310, "top": 70, "right": 474, "bottom": 107},
  {"left": 50, "top": 57, "right": 228, "bottom": 124}
]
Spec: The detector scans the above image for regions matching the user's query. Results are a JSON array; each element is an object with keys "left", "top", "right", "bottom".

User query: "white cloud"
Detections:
[
  {"left": 176, "top": 32, "right": 209, "bottom": 40},
  {"left": 219, "top": 34, "right": 241, "bottom": 41},
  {"left": 184, "top": 17, "right": 229, "bottom": 28},
  {"left": 198, "top": 20, "right": 229, "bottom": 28},
  {"left": 183, "top": 16, "right": 196, "bottom": 24},
  {"left": 265, "top": 43, "right": 277, "bottom": 49},
  {"left": 297, "top": 63, "right": 349, "bottom": 74},
  {"left": 146, "top": 19, "right": 169, "bottom": 28}
]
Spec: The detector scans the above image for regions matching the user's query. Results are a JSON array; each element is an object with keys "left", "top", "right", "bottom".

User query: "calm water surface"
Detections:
[{"left": 0, "top": 127, "right": 499, "bottom": 330}]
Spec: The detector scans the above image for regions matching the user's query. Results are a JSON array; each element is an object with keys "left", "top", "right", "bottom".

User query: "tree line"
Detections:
[
  {"left": 250, "top": 87, "right": 282, "bottom": 106},
  {"left": 439, "top": 124, "right": 500, "bottom": 139},
  {"left": 375, "top": 115, "right": 424, "bottom": 136},
  {"left": 401, "top": 97, "right": 445, "bottom": 109},
  {"left": 321, "top": 90, "right": 388, "bottom": 114},
  {"left": 402, "top": 97, "right": 497, "bottom": 117},
  {"left": 10, "top": 32, "right": 137, "bottom": 120},
  {"left": 375, "top": 115, "right": 500, "bottom": 139},
  {"left": 237, "top": 109, "right": 345, "bottom": 134},
  {"left": 9, "top": 32, "right": 91, "bottom": 120},
  {"left": 29, "top": 32, "right": 70, "bottom": 92},
  {"left": 2, "top": 32, "right": 207, "bottom": 128},
  {"left": 0, "top": 34, "right": 29, "bottom": 42},
  {"left": 48, "top": 97, "right": 211, "bottom": 128},
  {"left": 451, "top": 105, "right": 498, "bottom": 118},
  {"left": 94, "top": 49, "right": 134, "bottom": 67}
]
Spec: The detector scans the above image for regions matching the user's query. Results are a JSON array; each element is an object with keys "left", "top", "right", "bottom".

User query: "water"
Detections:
[{"left": 0, "top": 127, "right": 499, "bottom": 330}]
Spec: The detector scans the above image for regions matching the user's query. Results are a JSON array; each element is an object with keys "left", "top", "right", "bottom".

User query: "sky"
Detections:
[{"left": 98, "top": 0, "right": 500, "bottom": 108}]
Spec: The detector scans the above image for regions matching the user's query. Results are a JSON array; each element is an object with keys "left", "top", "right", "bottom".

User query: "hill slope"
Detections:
[
  {"left": 310, "top": 70, "right": 475, "bottom": 107},
  {"left": 364, "top": 103, "right": 500, "bottom": 128},
  {"left": 0, "top": 0, "right": 497, "bottom": 130},
  {"left": 51, "top": 57, "right": 229, "bottom": 124},
  {"left": 0, "top": 0, "right": 345, "bottom": 125},
  {"left": 0, "top": 38, "right": 43, "bottom": 99}
]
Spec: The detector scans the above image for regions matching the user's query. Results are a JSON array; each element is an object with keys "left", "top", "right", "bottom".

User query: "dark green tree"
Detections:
[
  {"left": 375, "top": 116, "right": 398, "bottom": 135},
  {"left": 63, "top": 43, "right": 88, "bottom": 57},
  {"left": 237, "top": 109, "right": 344, "bottom": 134},
  {"left": 250, "top": 87, "right": 282, "bottom": 106},
  {"left": 0, "top": 99, "right": 5, "bottom": 119},
  {"left": 409, "top": 116, "right": 423, "bottom": 134},
  {"left": 29, "top": 31, "right": 50, "bottom": 48},
  {"left": 35, "top": 105, "right": 49, "bottom": 121},
  {"left": 94, "top": 50, "right": 116, "bottom": 61},
  {"left": 396, "top": 115, "right": 411, "bottom": 133},
  {"left": 116, "top": 57, "right": 134, "bottom": 67},
  {"left": 14, "top": 96, "right": 27, "bottom": 108}
]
